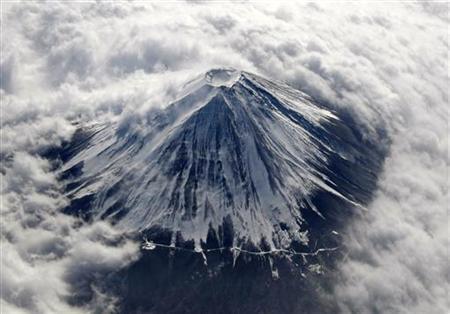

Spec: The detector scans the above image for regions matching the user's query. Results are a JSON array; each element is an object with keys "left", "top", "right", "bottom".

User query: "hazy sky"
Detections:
[{"left": 1, "top": 2, "right": 448, "bottom": 313}]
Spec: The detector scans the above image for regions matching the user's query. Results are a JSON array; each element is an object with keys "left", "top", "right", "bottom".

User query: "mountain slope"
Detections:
[{"left": 59, "top": 68, "right": 384, "bottom": 252}]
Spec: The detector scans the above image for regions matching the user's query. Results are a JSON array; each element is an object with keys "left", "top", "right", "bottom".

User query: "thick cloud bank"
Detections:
[{"left": 1, "top": 2, "right": 448, "bottom": 313}]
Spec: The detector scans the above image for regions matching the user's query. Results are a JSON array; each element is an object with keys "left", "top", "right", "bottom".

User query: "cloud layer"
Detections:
[{"left": 1, "top": 2, "right": 448, "bottom": 313}]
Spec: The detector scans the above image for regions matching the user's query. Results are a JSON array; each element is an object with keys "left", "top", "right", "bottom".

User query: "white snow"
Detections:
[{"left": 204, "top": 68, "right": 241, "bottom": 87}]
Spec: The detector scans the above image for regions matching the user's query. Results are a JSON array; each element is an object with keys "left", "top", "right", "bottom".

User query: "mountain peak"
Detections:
[{"left": 204, "top": 68, "right": 242, "bottom": 87}]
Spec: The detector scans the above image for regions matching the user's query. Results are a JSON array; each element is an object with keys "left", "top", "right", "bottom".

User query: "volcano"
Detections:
[
  {"left": 53, "top": 68, "right": 386, "bottom": 313},
  {"left": 59, "top": 68, "right": 383, "bottom": 253}
]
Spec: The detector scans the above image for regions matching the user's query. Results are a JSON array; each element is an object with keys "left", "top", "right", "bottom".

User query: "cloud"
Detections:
[
  {"left": 1, "top": 1, "right": 447, "bottom": 313},
  {"left": 1, "top": 151, "right": 140, "bottom": 313}
]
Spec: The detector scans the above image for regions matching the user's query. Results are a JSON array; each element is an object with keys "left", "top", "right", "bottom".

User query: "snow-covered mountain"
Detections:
[{"left": 59, "top": 68, "right": 383, "bottom": 253}]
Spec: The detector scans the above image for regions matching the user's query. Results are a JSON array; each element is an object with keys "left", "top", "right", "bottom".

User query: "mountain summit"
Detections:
[{"left": 60, "top": 68, "right": 383, "bottom": 252}]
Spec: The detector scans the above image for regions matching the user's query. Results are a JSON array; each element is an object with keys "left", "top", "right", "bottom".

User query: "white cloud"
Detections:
[
  {"left": 1, "top": 150, "right": 140, "bottom": 313},
  {"left": 1, "top": 2, "right": 447, "bottom": 313}
]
